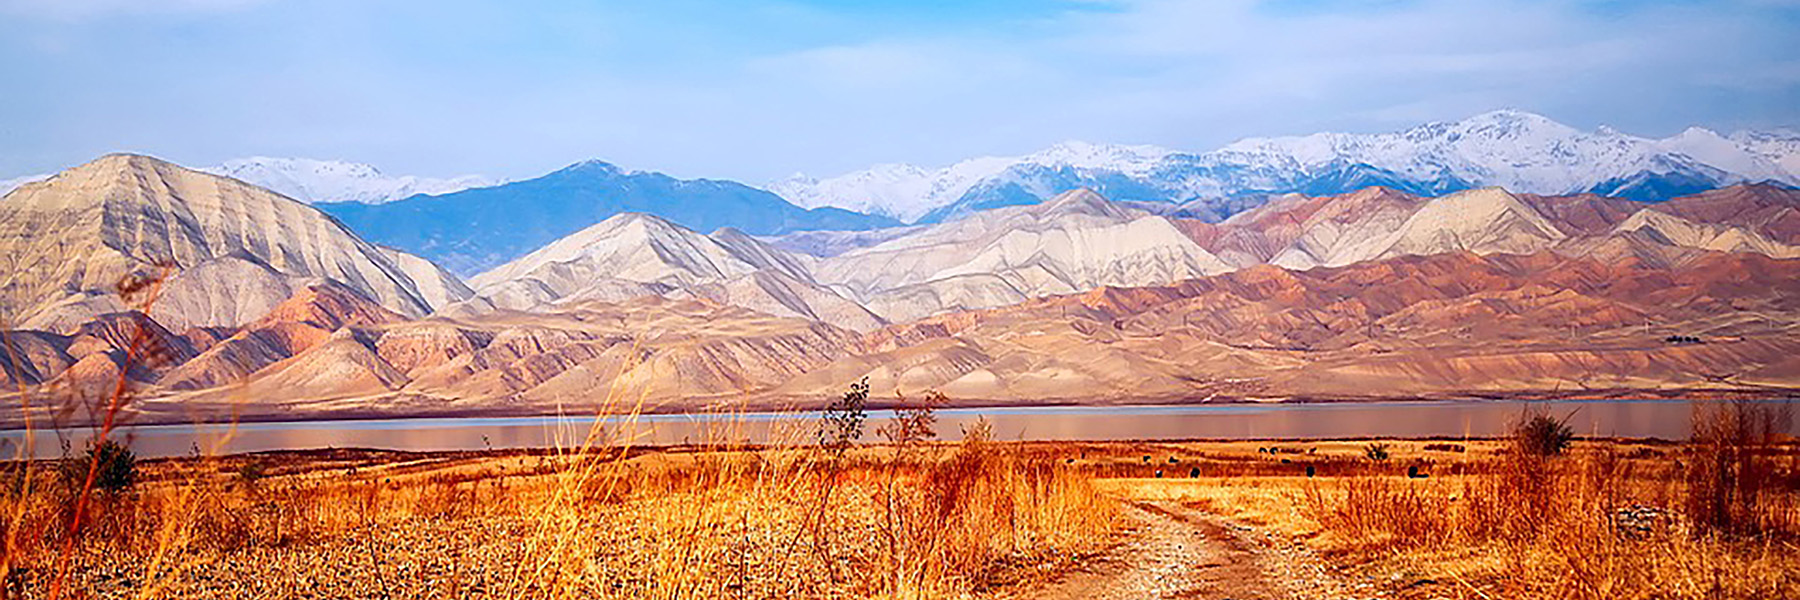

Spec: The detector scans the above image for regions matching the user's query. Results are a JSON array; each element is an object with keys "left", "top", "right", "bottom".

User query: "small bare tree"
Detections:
[
  {"left": 818, "top": 377, "right": 869, "bottom": 456},
  {"left": 878, "top": 389, "right": 946, "bottom": 445},
  {"left": 803, "top": 377, "right": 872, "bottom": 573}
]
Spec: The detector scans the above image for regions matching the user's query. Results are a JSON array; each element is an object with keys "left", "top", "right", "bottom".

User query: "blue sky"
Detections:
[{"left": 1, "top": 0, "right": 1797, "bottom": 182}]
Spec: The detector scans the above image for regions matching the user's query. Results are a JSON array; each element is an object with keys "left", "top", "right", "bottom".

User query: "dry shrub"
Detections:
[
  {"left": 870, "top": 443, "right": 1114, "bottom": 595},
  {"left": 1306, "top": 402, "right": 1800, "bottom": 600},
  {"left": 1684, "top": 400, "right": 1797, "bottom": 539},
  {"left": 1308, "top": 474, "right": 1450, "bottom": 548},
  {"left": 1513, "top": 410, "right": 1575, "bottom": 457}
]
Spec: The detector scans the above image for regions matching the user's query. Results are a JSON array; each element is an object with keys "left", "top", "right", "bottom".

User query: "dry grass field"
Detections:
[{"left": 3, "top": 401, "right": 1796, "bottom": 599}]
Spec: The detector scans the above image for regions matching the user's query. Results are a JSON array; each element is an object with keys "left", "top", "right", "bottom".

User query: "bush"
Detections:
[
  {"left": 236, "top": 460, "right": 269, "bottom": 489},
  {"left": 1684, "top": 400, "right": 1794, "bottom": 538},
  {"left": 1513, "top": 411, "right": 1574, "bottom": 457},
  {"left": 61, "top": 438, "right": 138, "bottom": 493},
  {"left": 1363, "top": 442, "right": 1391, "bottom": 462}
]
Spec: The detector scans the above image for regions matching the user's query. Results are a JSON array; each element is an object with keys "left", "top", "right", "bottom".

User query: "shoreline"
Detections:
[{"left": 4, "top": 387, "right": 1794, "bottom": 432}]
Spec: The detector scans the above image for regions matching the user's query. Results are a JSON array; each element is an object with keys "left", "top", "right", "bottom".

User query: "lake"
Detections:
[{"left": 6, "top": 399, "right": 1796, "bottom": 459}]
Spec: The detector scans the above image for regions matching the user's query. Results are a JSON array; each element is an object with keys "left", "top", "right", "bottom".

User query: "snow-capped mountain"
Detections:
[
  {"left": 769, "top": 158, "right": 1012, "bottom": 223},
  {"left": 768, "top": 141, "right": 1173, "bottom": 223},
  {"left": 202, "top": 157, "right": 498, "bottom": 204},
  {"left": 1729, "top": 129, "right": 1800, "bottom": 180},
  {"left": 774, "top": 110, "right": 1800, "bottom": 224}
]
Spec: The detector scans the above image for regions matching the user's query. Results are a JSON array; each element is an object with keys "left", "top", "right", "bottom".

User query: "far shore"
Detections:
[{"left": 3, "top": 387, "right": 1793, "bottom": 432}]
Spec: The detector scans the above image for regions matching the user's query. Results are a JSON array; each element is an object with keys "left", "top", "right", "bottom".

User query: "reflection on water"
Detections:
[{"left": 5, "top": 399, "right": 1796, "bottom": 459}]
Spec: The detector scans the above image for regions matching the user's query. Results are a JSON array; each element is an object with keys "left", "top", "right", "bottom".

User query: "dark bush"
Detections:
[
  {"left": 236, "top": 460, "right": 269, "bottom": 489},
  {"left": 1513, "top": 412, "right": 1575, "bottom": 457},
  {"left": 61, "top": 438, "right": 137, "bottom": 493}
]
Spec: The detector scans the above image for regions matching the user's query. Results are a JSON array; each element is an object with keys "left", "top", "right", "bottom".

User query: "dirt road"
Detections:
[{"left": 1023, "top": 501, "right": 1375, "bottom": 600}]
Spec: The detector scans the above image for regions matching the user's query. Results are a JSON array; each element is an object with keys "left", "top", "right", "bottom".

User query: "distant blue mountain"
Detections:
[
  {"left": 1585, "top": 169, "right": 1726, "bottom": 202},
  {"left": 1291, "top": 162, "right": 1475, "bottom": 198},
  {"left": 319, "top": 160, "right": 900, "bottom": 276}
]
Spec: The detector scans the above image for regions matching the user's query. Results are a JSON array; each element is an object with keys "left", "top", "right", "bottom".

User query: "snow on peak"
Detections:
[
  {"left": 1659, "top": 127, "right": 1791, "bottom": 182},
  {"left": 770, "top": 157, "right": 1011, "bottom": 223},
  {"left": 1455, "top": 108, "right": 1574, "bottom": 136},
  {"left": 1222, "top": 110, "right": 1761, "bottom": 194},
  {"left": 1024, "top": 141, "right": 1173, "bottom": 173},
  {"left": 203, "top": 157, "right": 498, "bottom": 204},
  {"left": 767, "top": 141, "right": 1169, "bottom": 222},
  {"left": 1726, "top": 129, "right": 1800, "bottom": 182}
]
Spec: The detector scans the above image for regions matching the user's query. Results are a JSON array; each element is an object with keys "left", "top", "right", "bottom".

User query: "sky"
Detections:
[{"left": 1, "top": 0, "right": 1797, "bottom": 183}]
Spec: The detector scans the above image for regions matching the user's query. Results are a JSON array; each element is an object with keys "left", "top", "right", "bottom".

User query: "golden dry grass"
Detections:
[
  {"left": 1090, "top": 429, "right": 1800, "bottom": 600},
  {"left": 0, "top": 438, "right": 1117, "bottom": 599},
  {"left": 6, "top": 427, "right": 1798, "bottom": 599}
]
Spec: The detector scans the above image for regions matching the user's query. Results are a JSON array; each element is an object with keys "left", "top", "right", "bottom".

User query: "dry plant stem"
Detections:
[
  {"left": 505, "top": 335, "right": 653, "bottom": 599},
  {"left": 0, "top": 325, "right": 39, "bottom": 589},
  {"left": 49, "top": 265, "right": 170, "bottom": 600}
]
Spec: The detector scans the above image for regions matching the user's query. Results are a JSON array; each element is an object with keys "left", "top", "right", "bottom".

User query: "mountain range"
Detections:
[
  {"left": 773, "top": 110, "right": 1800, "bottom": 223},
  {"left": 6, "top": 110, "right": 1796, "bottom": 281},
  {"left": 2, "top": 151, "right": 1797, "bottom": 426},
  {"left": 316, "top": 160, "right": 902, "bottom": 276}
]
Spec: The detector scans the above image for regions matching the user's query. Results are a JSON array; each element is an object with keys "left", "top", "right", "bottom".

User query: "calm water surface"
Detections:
[{"left": 7, "top": 399, "right": 1796, "bottom": 458}]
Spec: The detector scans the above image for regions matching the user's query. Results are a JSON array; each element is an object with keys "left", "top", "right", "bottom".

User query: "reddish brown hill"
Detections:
[
  {"left": 1517, "top": 193, "right": 1641, "bottom": 235},
  {"left": 1657, "top": 183, "right": 1800, "bottom": 244},
  {"left": 159, "top": 282, "right": 401, "bottom": 391}
]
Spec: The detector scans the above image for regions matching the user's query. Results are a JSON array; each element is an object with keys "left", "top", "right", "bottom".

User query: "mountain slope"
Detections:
[
  {"left": 812, "top": 189, "right": 1235, "bottom": 322},
  {"left": 322, "top": 160, "right": 902, "bottom": 276},
  {"left": 1652, "top": 182, "right": 1800, "bottom": 244},
  {"left": 468, "top": 213, "right": 884, "bottom": 331},
  {"left": 0, "top": 154, "right": 465, "bottom": 333}
]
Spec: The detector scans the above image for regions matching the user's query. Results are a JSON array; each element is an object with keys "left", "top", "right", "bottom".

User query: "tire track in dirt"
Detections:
[{"left": 1023, "top": 501, "right": 1373, "bottom": 600}]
